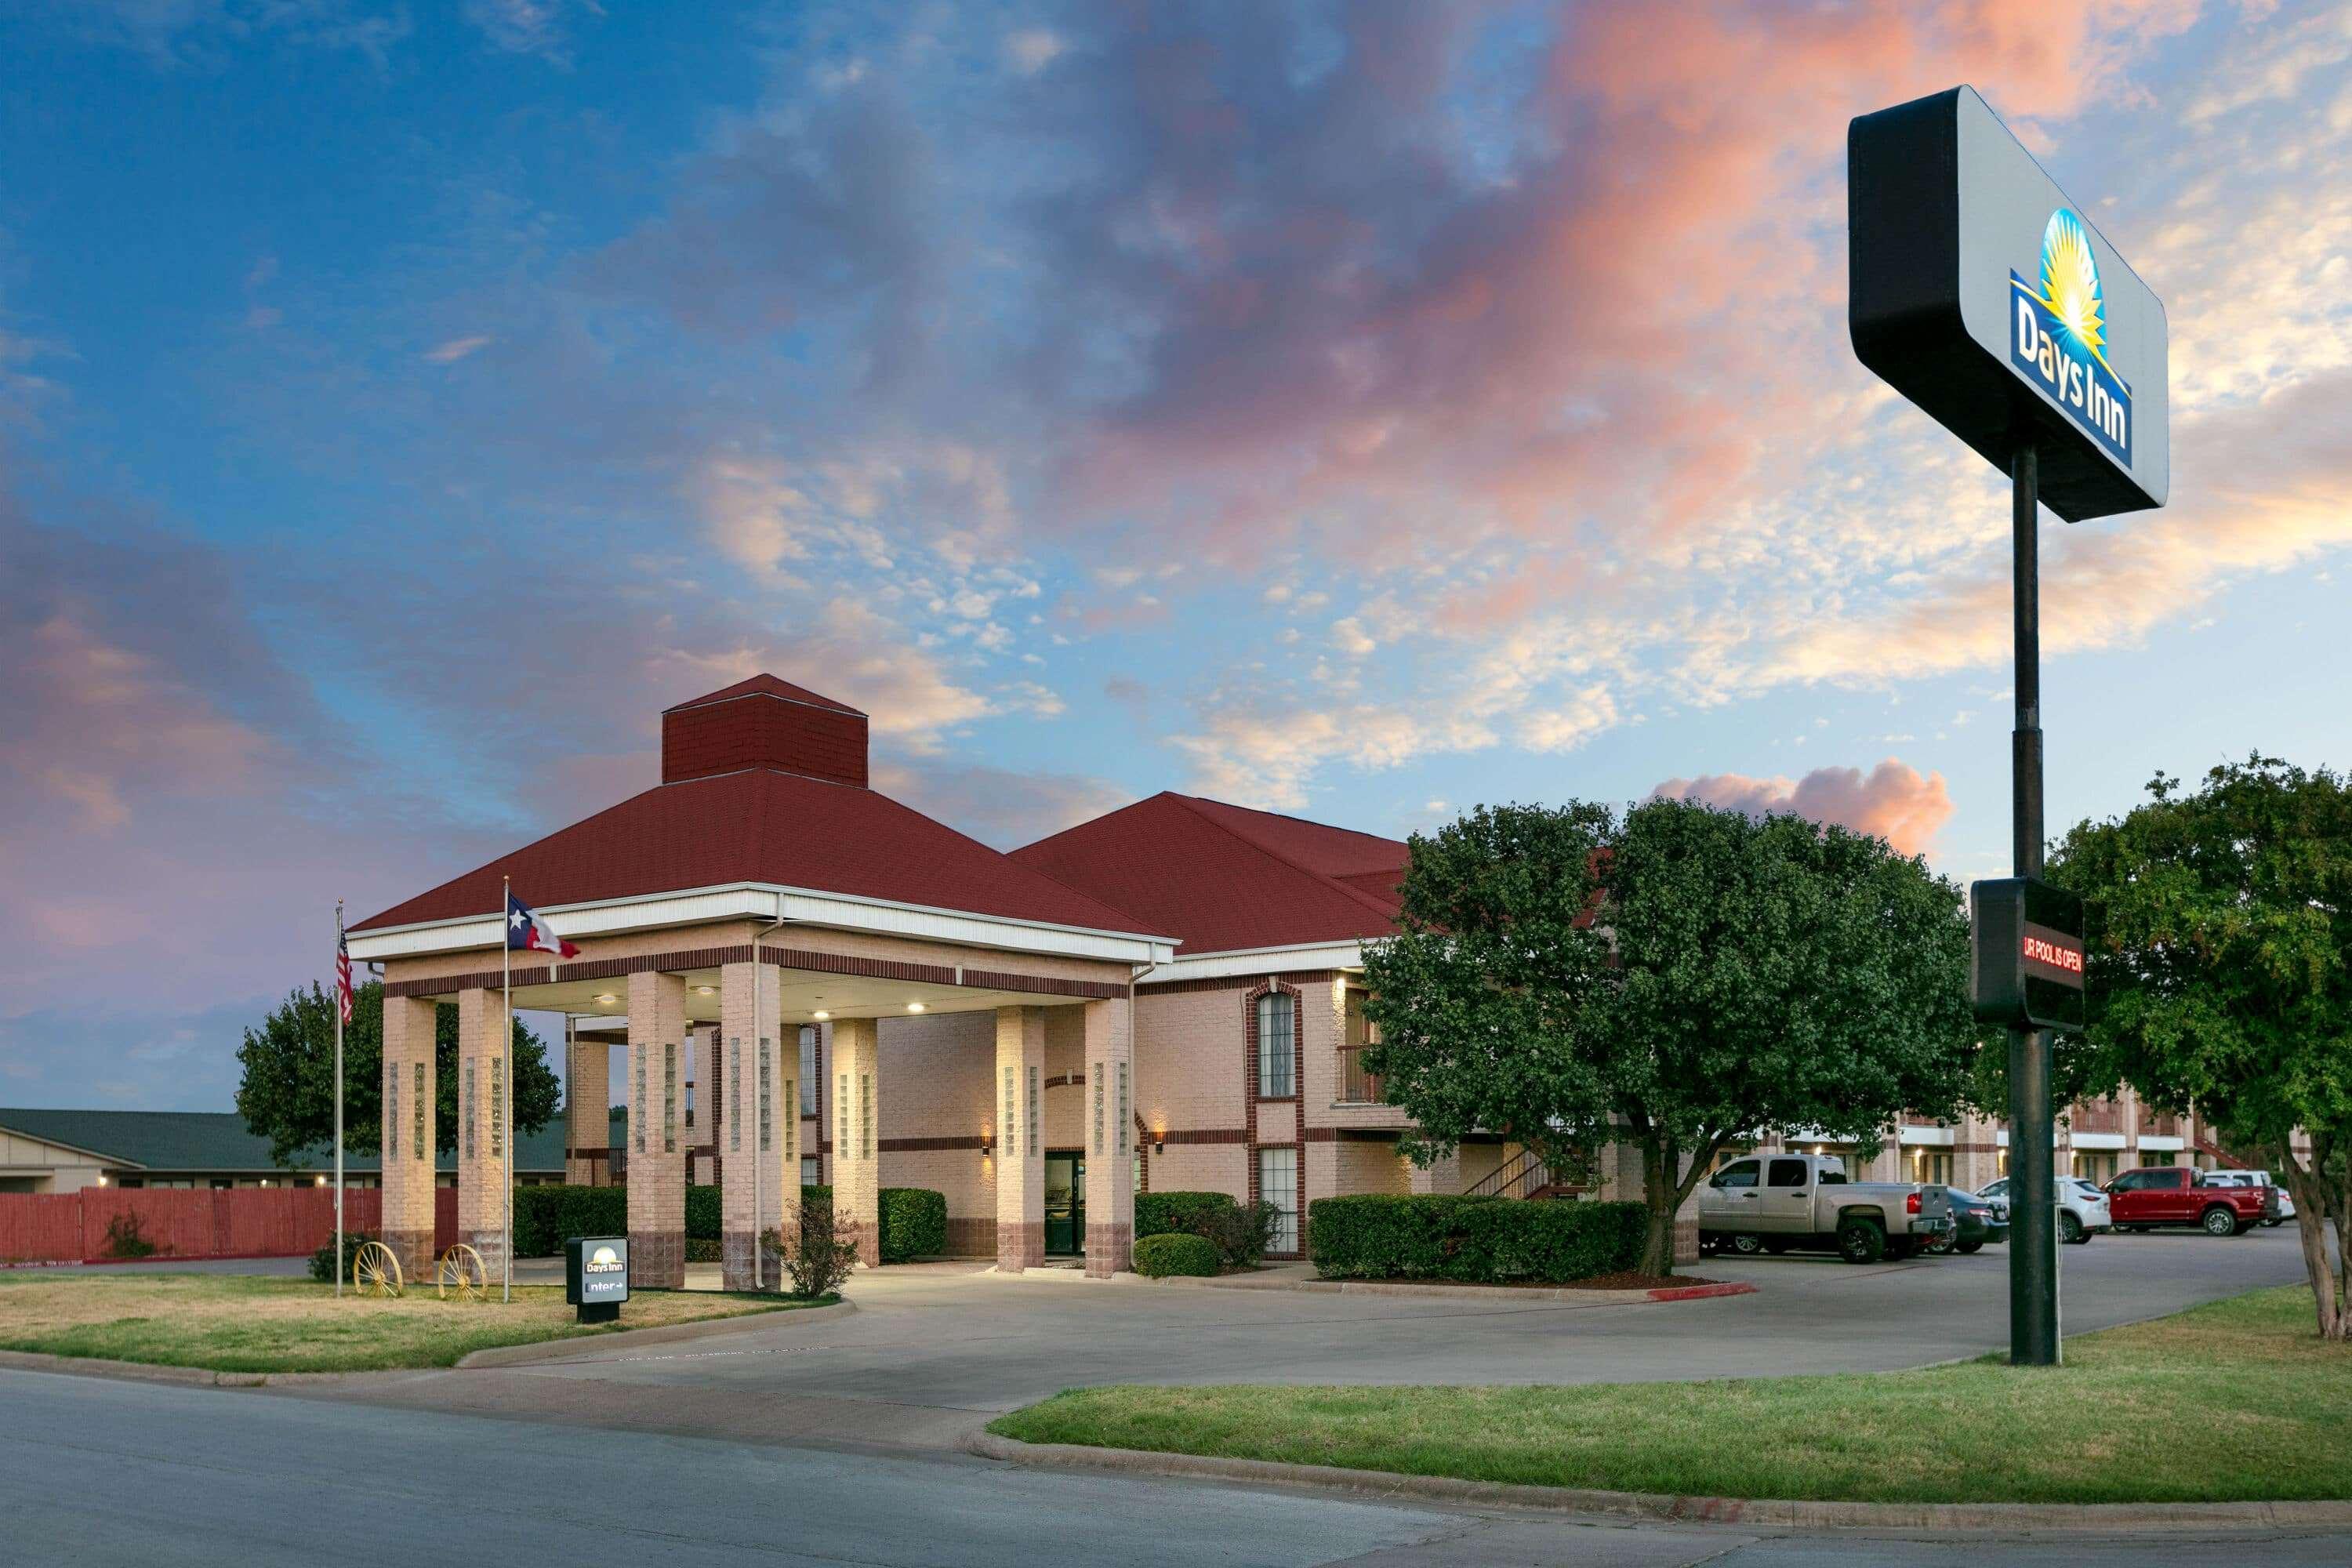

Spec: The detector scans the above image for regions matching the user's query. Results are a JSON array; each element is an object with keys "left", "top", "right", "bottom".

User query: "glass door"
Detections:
[{"left": 1044, "top": 1152, "right": 1085, "bottom": 1255}]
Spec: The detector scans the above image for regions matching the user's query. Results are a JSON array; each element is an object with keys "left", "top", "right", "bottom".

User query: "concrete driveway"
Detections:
[{"left": 286, "top": 1224, "right": 2310, "bottom": 1453}]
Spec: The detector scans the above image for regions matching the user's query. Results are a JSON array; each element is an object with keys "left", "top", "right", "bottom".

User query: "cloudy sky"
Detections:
[{"left": 3, "top": 0, "right": 2347, "bottom": 1109}]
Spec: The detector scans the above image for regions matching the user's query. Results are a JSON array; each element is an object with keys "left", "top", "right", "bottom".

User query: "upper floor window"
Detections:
[{"left": 1256, "top": 992, "right": 1296, "bottom": 1098}]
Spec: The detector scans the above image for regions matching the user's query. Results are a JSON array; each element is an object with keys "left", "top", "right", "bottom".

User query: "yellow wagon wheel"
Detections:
[
  {"left": 352, "top": 1240, "right": 404, "bottom": 1298},
  {"left": 436, "top": 1243, "right": 490, "bottom": 1301}
]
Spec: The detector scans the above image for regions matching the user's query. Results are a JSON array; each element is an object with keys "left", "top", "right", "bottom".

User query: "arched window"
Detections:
[{"left": 1256, "top": 992, "right": 1295, "bottom": 1098}]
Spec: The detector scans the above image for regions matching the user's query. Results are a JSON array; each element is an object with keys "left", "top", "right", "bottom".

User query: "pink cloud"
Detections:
[{"left": 1652, "top": 758, "right": 1955, "bottom": 857}]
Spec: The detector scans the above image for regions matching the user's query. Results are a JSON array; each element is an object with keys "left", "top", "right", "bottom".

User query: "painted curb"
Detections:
[
  {"left": 456, "top": 1298, "right": 856, "bottom": 1367},
  {"left": 964, "top": 1431, "right": 2352, "bottom": 1532},
  {"left": 1186, "top": 1275, "right": 1759, "bottom": 1306}
]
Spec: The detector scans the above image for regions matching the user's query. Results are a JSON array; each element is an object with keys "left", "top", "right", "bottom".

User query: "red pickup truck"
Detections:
[{"left": 2103, "top": 1167, "right": 2275, "bottom": 1236}]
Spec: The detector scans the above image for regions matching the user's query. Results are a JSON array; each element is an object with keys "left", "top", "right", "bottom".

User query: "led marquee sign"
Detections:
[
  {"left": 1849, "top": 85, "right": 2169, "bottom": 521},
  {"left": 1972, "top": 878, "right": 2086, "bottom": 1032}
]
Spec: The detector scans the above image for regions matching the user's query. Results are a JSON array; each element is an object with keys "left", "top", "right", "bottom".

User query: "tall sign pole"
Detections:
[
  {"left": 1850, "top": 86, "right": 2166, "bottom": 1367},
  {"left": 2007, "top": 445, "right": 2058, "bottom": 1365}
]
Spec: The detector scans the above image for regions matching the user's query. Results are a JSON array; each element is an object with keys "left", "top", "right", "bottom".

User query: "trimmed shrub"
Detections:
[
  {"left": 1307, "top": 1195, "right": 1646, "bottom": 1284},
  {"left": 309, "top": 1229, "right": 376, "bottom": 1283},
  {"left": 1133, "top": 1232, "right": 1221, "bottom": 1278},
  {"left": 878, "top": 1188, "right": 948, "bottom": 1262},
  {"left": 1136, "top": 1190, "right": 1240, "bottom": 1240},
  {"left": 1134, "top": 1190, "right": 1279, "bottom": 1269},
  {"left": 510, "top": 1185, "right": 626, "bottom": 1258}
]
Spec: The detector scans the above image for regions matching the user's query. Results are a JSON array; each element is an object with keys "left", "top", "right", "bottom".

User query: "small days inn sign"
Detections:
[{"left": 565, "top": 1236, "right": 629, "bottom": 1324}]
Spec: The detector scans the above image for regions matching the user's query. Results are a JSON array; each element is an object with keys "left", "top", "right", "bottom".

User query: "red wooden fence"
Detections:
[{"left": 0, "top": 1187, "right": 458, "bottom": 1265}]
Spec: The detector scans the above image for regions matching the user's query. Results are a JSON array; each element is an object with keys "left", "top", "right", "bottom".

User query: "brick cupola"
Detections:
[{"left": 660, "top": 674, "right": 869, "bottom": 788}]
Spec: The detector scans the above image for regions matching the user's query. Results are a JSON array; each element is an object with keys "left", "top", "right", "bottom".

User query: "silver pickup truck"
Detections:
[{"left": 1697, "top": 1152, "right": 1951, "bottom": 1263}]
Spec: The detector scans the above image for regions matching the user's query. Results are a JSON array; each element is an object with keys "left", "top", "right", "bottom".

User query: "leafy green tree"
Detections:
[
  {"left": 234, "top": 979, "right": 561, "bottom": 1167},
  {"left": 2049, "top": 757, "right": 2352, "bottom": 1339},
  {"left": 1362, "top": 798, "right": 1978, "bottom": 1276}
]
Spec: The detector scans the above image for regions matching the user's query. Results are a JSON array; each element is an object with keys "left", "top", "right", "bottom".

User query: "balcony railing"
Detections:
[
  {"left": 1338, "top": 1048, "right": 1383, "bottom": 1105},
  {"left": 2071, "top": 1099, "right": 2126, "bottom": 1135}
]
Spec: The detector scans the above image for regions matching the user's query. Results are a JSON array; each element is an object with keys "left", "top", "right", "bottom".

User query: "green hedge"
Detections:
[
  {"left": 878, "top": 1188, "right": 949, "bottom": 1261},
  {"left": 1134, "top": 1232, "right": 1221, "bottom": 1278},
  {"left": 510, "top": 1182, "right": 946, "bottom": 1262},
  {"left": 1136, "top": 1190, "right": 1240, "bottom": 1240},
  {"left": 1307, "top": 1195, "right": 1646, "bottom": 1284},
  {"left": 512, "top": 1185, "right": 627, "bottom": 1258}
]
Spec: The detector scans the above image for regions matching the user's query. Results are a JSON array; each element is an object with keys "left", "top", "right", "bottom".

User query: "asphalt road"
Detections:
[{"left": 4, "top": 1225, "right": 2331, "bottom": 1566}]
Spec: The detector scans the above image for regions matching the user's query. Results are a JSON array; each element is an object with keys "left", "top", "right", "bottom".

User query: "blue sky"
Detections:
[{"left": 3, "top": 1, "right": 2349, "bottom": 1109}]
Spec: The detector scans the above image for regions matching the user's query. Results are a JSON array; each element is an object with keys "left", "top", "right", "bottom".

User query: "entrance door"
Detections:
[{"left": 1044, "top": 1152, "right": 1086, "bottom": 1256}]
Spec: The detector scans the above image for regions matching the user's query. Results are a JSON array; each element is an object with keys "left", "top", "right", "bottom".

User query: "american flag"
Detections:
[{"left": 335, "top": 922, "right": 354, "bottom": 1026}]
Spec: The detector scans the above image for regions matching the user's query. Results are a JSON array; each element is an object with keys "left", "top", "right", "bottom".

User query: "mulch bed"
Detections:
[{"left": 1327, "top": 1271, "right": 1722, "bottom": 1291}]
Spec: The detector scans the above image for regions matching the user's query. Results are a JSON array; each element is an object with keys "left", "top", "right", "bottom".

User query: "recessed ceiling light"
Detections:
[
  {"left": 594, "top": 993, "right": 618, "bottom": 1005},
  {"left": 695, "top": 985, "right": 716, "bottom": 996},
  {"left": 906, "top": 1001, "right": 926, "bottom": 1013},
  {"left": 811, "top": 1011, "right": 830, "bottom": 1021}
]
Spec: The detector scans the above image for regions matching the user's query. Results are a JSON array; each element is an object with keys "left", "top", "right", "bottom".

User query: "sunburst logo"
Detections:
[{"left": 2010, "top": 208, "right": 2132, "bottom": 464}]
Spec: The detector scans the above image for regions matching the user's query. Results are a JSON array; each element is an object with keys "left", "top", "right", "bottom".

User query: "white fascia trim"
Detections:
[
  {"left": 1896, "top": 1124, "right": 1957, "bottom": 1146},
  {"left": 2071, "top": 1131, "right": 2129, "bottom": 1151},
  {"left": 347, "top": 880, "right": 1175, "bottom": 967},
  {"left": 1138, "top": 940, "right": 1367, "bottom": 985},
  {"left": 2136, "top": 1134, "right": 2186, "bottom": 1152}
]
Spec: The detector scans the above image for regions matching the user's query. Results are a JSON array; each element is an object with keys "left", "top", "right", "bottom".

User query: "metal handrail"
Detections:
[{"left": 1465, "top": 1147, "right": 1553, "bottom": 1200}]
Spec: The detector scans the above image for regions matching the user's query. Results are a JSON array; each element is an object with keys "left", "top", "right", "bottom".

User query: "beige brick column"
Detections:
[
  {"left": 1082, "top": 995, "right": 1134, "bottom": 1278},
  {"left": 1407, "top": 1146, "right": 1462, "bottom": 1196},
  {"left": 456, "top": 986, "right": 514, "bottom": 1276},
  {"left": 719, "top": 959, "right": 794, "bottom": 1290},
  {"left": 831, "top": 1016, "right": 881, "bottom": 1268},
  {"left": 993, "top": 1006, "right": 1046, "bottom": 1272},
  {"left": 626, "top": 970, "right": 688, "bottom": 1287},
  {"left": 565, "top": 1028, "right": 608, "bottom": 1185},
  {"left": 380, "top": 993, "right": 438, "bottom": 1279}
]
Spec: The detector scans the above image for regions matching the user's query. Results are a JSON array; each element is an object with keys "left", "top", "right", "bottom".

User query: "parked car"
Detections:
[
  {"left": 2103, "top": 1166, "right": 2274, "bottom": 1235},
  {"left": 1922, "top": 1186, "right": 2008, "bottom": 1254},
  {"left": 1697, "top": 1152, "right": 1952, "bottom": 1263},
  {"left": 1975, "top": 1174, "right": 2111, "bottom": 1243},
  {"left": 2200, "top": 1168, "right": 2296, "bottom": 1225}
]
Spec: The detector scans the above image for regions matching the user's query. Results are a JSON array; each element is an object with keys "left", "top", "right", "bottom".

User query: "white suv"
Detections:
[
  {"left": 2201, "top": 1168, "right": 2296, "bottom": 1225},
  {"left": 1976, "top": 1175, "right": 2111, "bottom": 1243}
]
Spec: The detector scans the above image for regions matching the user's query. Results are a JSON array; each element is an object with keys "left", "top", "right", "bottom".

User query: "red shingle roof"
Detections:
[
  {"left": 1010, "top": 793, "right": 1407, "bottom": 956},
  {"left": 665, "top": 674, "right": 864, "bottom": 717},
  {"left": 352, "top": 768, "right": 1151, "bottom": 935}
]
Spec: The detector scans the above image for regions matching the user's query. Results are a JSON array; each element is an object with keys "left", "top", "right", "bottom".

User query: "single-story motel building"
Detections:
[
  {"left": 323, "top": 674, "right": 2249, "bottom": 1288},
  {"left": 0, "top": 1107, "right": 567, "bottom": 1193}
]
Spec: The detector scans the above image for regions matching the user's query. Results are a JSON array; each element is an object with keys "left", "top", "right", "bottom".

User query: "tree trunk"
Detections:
[
  {"left": 1638, "top": 1137, "right": 1679, "bottom": 1278},
  {"left": 2275, "top": 1146, "right": 2347, "bottom": 1341}
]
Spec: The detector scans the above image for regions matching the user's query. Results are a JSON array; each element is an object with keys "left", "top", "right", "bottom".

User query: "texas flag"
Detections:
[{"left": 506, "top": 891, "right": 580, "bottom": 964}]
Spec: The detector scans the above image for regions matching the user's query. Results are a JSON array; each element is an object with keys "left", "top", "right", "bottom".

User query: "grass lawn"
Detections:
[
  {"left": 0, "top": 1272, "right": 826, "bottom": 1374},
  {"left": 990, "top": 1286, "right": 2351, "bottom": 1504}
]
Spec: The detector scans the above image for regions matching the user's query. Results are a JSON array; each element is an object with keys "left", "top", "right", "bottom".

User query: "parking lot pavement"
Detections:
[
  {"left": 11, "top": 1361, "right": 2349, "bottom": 1568},
  {"left": 279, "top": 1225, "right": 2309, "bottom": 1457}
]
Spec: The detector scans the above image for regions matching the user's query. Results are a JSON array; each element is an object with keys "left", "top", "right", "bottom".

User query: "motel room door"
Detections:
[{"left": 1044, "top": 1152, "right": 1085, "bottom": 1256}]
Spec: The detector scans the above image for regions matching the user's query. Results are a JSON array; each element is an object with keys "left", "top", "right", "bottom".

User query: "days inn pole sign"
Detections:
[{"left": 1849, "top": 86, "right": 2169, "bottom": 1371}]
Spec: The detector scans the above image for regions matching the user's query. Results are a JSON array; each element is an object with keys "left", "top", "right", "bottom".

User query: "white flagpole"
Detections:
[
  {"left": 335, "top": 899, "right": 346, "bottom": 1298},
  {"left": 503, "top": 875, "right": 514, "bottom": 1305}
]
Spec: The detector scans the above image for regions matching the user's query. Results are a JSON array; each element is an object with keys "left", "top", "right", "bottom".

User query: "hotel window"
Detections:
[
  {"left": 800, "top": 1156, "right": 821, "bottom": 1187},
  {"left": 799, "top": 1026, "right": 818, "bottom": 1116},
  {"left": 1258, "top": 1146, "right": 1298, "bottom": 1252},
  {"left": 1256, "top": 993, "right": 1295, "bottom": 1099},
  {"left": 1339, "top": 989, "right": 1382, "bottom": 1103}
]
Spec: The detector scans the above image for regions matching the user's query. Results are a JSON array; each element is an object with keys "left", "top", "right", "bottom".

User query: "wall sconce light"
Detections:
[{"left": 1153, "top": 1136, "right": 1165, "bottom": 1156}]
